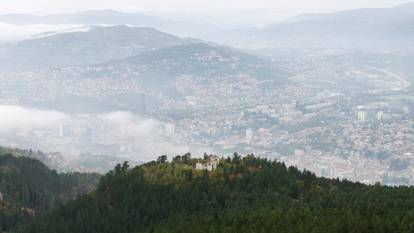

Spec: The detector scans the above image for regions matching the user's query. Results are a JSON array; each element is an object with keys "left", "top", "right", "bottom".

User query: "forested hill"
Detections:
[
  {"left": 0, "top": 150, "right": 101, "bottom": 232},
  {"left": 18, "top": 154, "right": 414, "bottom": 233}
]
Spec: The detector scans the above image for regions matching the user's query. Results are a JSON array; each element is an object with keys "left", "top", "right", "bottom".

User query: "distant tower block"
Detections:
[
  {"left": 59, "top": 124, "right": 64, "bottom": 137},
  {"left": 245, "top": 128, "right": 253, "bottom": 144},
  {"left": 164, "top": 123, "right": 176, "bottom": 137},
  {"left": 376, "top": 111, "right": 384, "bottom": 121},
  {"left": 357, "top": 111, "right": 367, "bottom": 122},
  {"left": 240, "top": 110, "right": 245, "bottom": 119},
  {"left": 141, "top": 93, "right": 147, "bottom": 114}
]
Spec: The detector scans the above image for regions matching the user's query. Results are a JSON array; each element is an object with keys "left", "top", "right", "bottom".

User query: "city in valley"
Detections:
[
  {"left": 0, "top": 43, "right": 412, "bottom": 185},
  {"left": 2, "top": 2, "right": 414, "bottom": 232}
]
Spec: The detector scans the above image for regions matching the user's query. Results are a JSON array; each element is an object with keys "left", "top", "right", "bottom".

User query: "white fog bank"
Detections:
[{"left": 0, "top": 105, "right": 207, "bottom": 161}]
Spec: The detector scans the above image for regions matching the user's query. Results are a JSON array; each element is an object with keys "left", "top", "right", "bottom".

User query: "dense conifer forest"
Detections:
[
  {"left": 16, "top": 153, "right": 414, "bottom": 233},
  {"left": 0, "top": 149, "right": 100, "bottom": 232}
]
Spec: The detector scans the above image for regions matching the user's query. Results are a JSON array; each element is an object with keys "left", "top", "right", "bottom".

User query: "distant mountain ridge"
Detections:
[
  {"left": 0, "top": 25, "right": 189, "bottom": 71},
  {"left": 57, "top": 42, "right": 288, "bottom": 93},
  {"left": 209, "top": 2, "right": 414, "bottom": 49},
  {"left": 0, "top": 10, "right": 220, "bottom": 37},
  {"left": 0, "top": 24, "right": 287, "bottom": 114},
  {"left": 111, "top": 42, "right": 281, "bottom": 80},
  {"left": 0, "top": 41, "right": 287, "bottom": 113}
]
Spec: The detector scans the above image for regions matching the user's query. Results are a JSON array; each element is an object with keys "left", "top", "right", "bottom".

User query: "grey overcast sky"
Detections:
[{"left": 0, "top": 0, "right": 412, "bottom": 24}]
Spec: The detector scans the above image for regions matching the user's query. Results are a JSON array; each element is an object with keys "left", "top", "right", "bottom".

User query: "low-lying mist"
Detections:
[{"left": 0, "top": 105, "right": 205, "bottom": 162}]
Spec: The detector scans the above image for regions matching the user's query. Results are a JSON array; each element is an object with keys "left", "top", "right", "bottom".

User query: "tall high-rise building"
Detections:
[
  {"left": 376, "top": 111, "right": 384, "bottom": 121},
  {"left": 165, "top": 123, "right": 176, "bottom": 137},
  {"left": 357, "top": 111, "right": 367, "bottom": 122},
  {"left": 246, "top": 128, "right": 253, "bottom": 144},
  {"left": 58, "top": 124, "right": 64, "bottom": 137}
]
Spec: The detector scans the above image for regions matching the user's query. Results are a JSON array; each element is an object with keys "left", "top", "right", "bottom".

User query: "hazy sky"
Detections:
[{"left": 0, "top": 0, "right": 412, "bottom": 23}]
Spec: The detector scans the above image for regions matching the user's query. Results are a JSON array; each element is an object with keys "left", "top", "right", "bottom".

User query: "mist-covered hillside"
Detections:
[
  {"left": 0, "top": 42, "right": 287, "bottom": 113},
  {"left": 0, "top": 25, "right": 189, "bottom": 71},
  {"left": 0, "top": 10, "right": 219, "bottom": 38},
  {"left": 210, "top": 2, "right": 414, "bottom": 49}
]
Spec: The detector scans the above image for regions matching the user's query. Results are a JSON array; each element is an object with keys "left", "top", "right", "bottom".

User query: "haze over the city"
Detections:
[
  {"left": 0, "top": 0, "right": 413, "bottom": 24},
  {"left": 0, "top": 0, "right": 413, "bottom": 185},
  {"left": 1, "top": 1, "right": 414, "bottom": 232}
]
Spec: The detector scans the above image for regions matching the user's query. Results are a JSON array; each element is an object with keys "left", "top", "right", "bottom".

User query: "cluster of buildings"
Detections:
[
  {"left": 195, "top": 156, "right": 220, "bottom": 171},
  {"left": 0, "top": 55, "right": 412, "bottom": 185},
  {"left": 157, "top": 75, "right": 414, "bottom": 185}
]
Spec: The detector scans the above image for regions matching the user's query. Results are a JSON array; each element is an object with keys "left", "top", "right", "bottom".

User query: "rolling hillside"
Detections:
[
  {"left": 0, "top": 42, "right": 287, "bottom": 113},
  {"left": 0, "top": 147, "right": 100, "bottom": 231},
  {"left": 210, "top": 2, "right": 414, "bottom": 49},
  {"left": 0, "top": 10, "right": 219, "bottom": 38},
  {"left": 17, "top": 154, "right": 414, "bottom": 233},
  {"left": 0, "top": 25, "right": 187, "bottom": 71}
]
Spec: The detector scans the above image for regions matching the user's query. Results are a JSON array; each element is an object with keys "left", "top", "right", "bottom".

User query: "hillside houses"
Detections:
[{"left": 195, "top": 155, "right": 220, "bottom": 171}]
